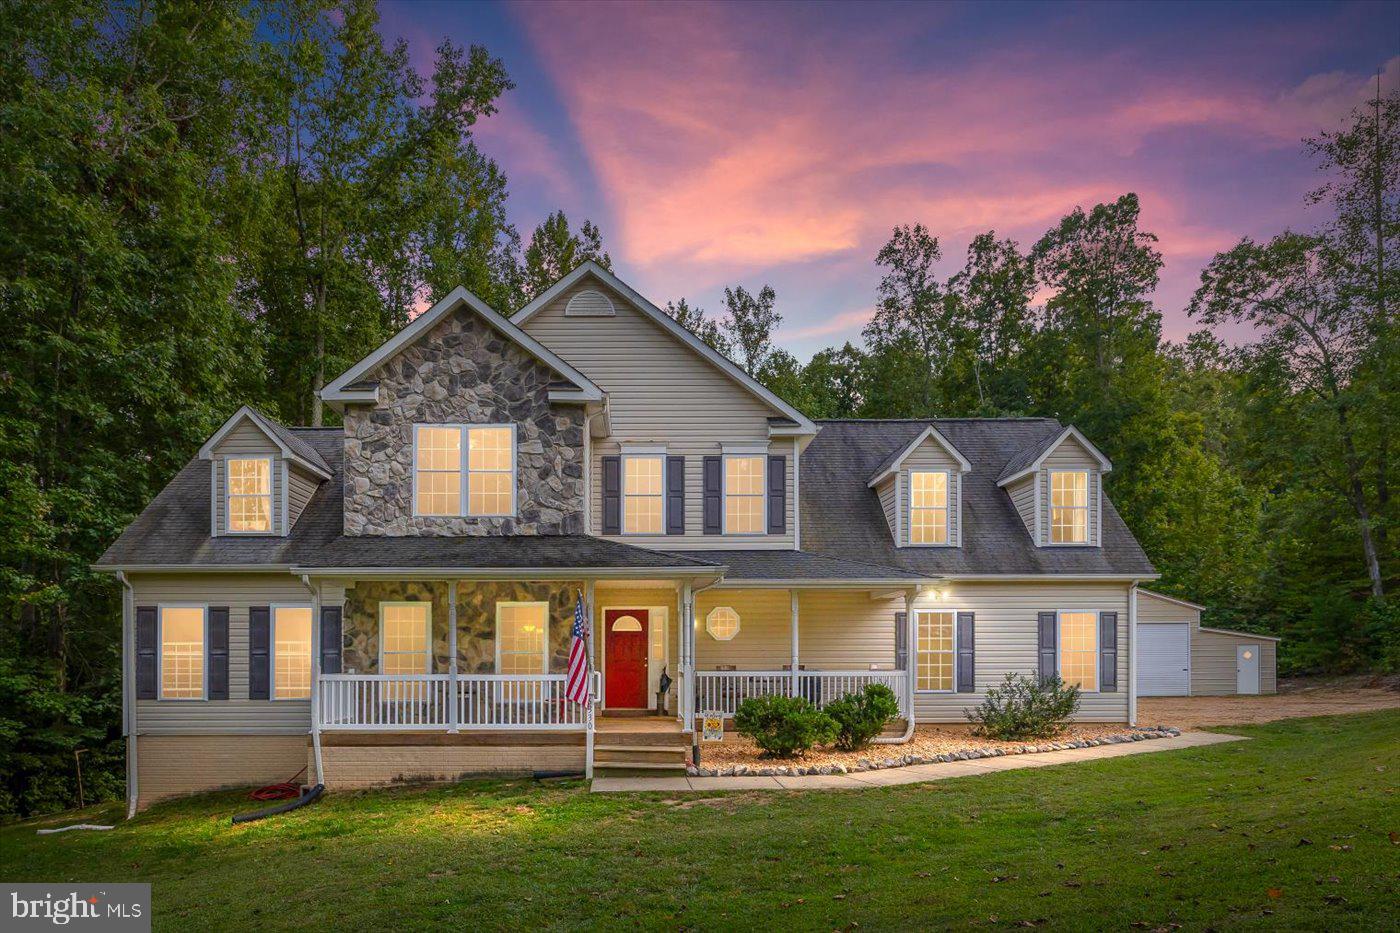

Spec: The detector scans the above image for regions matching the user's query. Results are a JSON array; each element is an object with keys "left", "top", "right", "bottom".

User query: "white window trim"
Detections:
[
  {"left": 913, "top": 609, "right": 956, "bottom": 694},
  {"left": 224, "top": 456, "right": 274, "bottom": 536},
  {"left": 621, "top": 453, "right": 666, "bottom": 537},
  {"left": 411, "top": 423, "right": 518, "bottom": 519},
  {"left": 495, "top": 601, "right": 550, "bottom": 674},
  {"left": 906, "top": 469, "right": 955, "bottom": 548},
  {"left": 157, "top": 603, "right": 208, "bottom": 702},
  {"left": 705, "top": 606, "right": 741, "bottom": 641},
  {"left": 1056, "top": 608, "right": 1100, "bottom": 694},
  {"left": 1045, "top": 469, "right": 1091, "bottom": 546},
  {"left": 269, "top": 603, "right": 313, "bottom": 702},
  {"left": 378, "top": 601, "right": 433, "bottom": 676},
  {"left": 721, "top": 453, "right": 767, "bottom": 536}
]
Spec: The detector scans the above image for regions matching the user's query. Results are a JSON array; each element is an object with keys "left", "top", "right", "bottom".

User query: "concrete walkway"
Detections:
[{"left": 591, "top": 730, "right": 1245, "bottom": 793}]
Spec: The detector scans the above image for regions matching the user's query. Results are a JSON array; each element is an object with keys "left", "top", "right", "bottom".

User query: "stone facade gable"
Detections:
[{"left": 342, "top": 306, "right": 586, "bottom": 536}]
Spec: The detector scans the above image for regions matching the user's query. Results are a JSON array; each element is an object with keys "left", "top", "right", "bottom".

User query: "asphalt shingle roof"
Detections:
[
  {"left": 800, "top": 419, "right": 1155, "bottom": 577},
  {"left": 673, "top": 550, "right": 931, "bottom": 582}
]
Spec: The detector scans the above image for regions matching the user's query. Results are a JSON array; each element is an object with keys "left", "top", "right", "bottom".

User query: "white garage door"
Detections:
[{"left": 1138, "top": 623, "right": 1190, "bottom": 696}]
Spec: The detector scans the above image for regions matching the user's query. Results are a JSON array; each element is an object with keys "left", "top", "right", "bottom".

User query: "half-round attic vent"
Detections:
[{"left": 564, "top": 288, "right": 615, "bottom": 317}]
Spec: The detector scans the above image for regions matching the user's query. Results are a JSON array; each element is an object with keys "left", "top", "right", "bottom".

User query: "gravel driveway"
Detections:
[{"left": 1139, "top": 684, "right": 1399, "bottom": 729}]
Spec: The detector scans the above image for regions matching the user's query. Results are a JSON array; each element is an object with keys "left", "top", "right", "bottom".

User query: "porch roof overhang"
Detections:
[
  {"left": 671, "top": 550, "right": 937, "bottom": 588},
  {"left": 296, "top": 565, "right": 725, "bottom": 581}
]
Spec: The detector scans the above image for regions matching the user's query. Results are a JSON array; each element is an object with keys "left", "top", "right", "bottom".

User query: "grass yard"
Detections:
[{"left": 3, "top": 712, "right": 1396, "bottom": 931}]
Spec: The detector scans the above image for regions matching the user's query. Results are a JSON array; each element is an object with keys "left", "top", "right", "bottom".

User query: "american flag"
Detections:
[{"left": 564, "top": 591, "right": 591, "bottom": 705}]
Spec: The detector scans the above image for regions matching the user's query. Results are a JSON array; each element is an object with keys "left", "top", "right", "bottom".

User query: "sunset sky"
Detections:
[{"left": 380, "top": 0, "right": 1398, "bottom": 359}]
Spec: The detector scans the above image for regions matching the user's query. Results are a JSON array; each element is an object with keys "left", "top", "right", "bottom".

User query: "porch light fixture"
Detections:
[{"left": 706, "top": 606, "right": 740, "bottom": 641}]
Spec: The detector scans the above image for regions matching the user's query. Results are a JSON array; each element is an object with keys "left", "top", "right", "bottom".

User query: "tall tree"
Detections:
[
  {"left": 947, "top": 232, "right": 1035, "bottom": 413},
  {"left": 864, "top": 224, "right": 955, "bottom": 415},
  {"left": 520, "top": 210, "right": 611, "bottom": 301},
  {"left": 664, "top": 298, "right": 731, "bottom": 355},
  {"left": 721, "top": 284, "right": 780, "bottom": 376}
]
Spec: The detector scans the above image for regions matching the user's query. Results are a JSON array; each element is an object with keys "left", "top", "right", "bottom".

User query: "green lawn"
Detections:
[{"left": 3, "top": 712, "right": 1396, "bottom": 931}]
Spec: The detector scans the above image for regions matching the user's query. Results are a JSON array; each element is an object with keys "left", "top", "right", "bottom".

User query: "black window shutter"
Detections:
[
  {"left": 248, "top": 606, "right": 270, "bottom": 700},
  {"left": 894, "top": 611, "right": 908, "bottom": 670},
  {"left": 665, "top": 456, "right": 685, "bottom": 535},
  {"left": 136, "top": 606, "right": 158, "bottom": 700},
  {"left": 320, "top": 605, "right": 342, "bottom": 675},
  {"left": 1099, "top": 611, "right": 1118, "bottom": 692},
  {"left": 766, "top": 455, "right": 786, "bottom": 534},
  {"left": 956, "top": 612, "right": 976, "bottom": 693},
  {"left": 1037, "top": 611, "right": 1058, "bottom": 684},
  {"left": 602, "top": 456, "right": 621, "bottom": 535},
  {"left": 702, "top": 456, "right": 722, "bottom": 534},
  {"left": 208, "top": 607, "right": 230, "bottom": 700}
]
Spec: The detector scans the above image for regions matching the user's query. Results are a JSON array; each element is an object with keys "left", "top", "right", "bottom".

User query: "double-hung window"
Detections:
[
  {"left": 380, "top": 602, "right": 431, "bottom": 679},
  {"left": 227, "top": 457, "right": 272, "bottom": 532},
  {"left": 1049, "top": 470, "right": 1089, "bottom": 543},
  {"left": 160, "top": 606, "right": 206, "bottom": 699},
  {"left": 496, "top": 602, "right": 548, "bottom": 674},
  {"left": 414, "top": 424, "right": 516, "bottom": 517},
  {"left": 623, "top": 456, "right": 664, "bottom": 534},
  {"left": 915, "top": 610, "right": 954, "bottom": 691},
  {"left": 1058, "top": 611, "right": 1098, "bottom": 691},
  {"left": 272, "top": 606, "right": 313, "bottom": 700},
  {"left": 909, "top": 470, "right": 950, "bottom": 545},
  {"left": 723, "top": 455, "right": 765, "bottom": 534}
]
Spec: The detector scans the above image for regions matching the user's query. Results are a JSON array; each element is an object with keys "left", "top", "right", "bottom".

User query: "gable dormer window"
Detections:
[
  {"left": 908, "top": 470, "right": 951, "bottom": 545},
  {"left": 227, "top": 458, "right": 272, "bottom": 533},
  {"left": 1049, "top": 470, "right": 1089, "bottom": 544},
  {"left": 414, "top": 424, "right": 517, "bottom": 518}
]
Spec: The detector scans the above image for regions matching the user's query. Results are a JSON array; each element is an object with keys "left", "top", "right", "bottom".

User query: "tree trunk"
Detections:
[
  {"left": 311, "top": 282, "right": 326, "bottom": 427},
  {"left": 1338, "top": 403, "right": 1385, "bottom": 600}
]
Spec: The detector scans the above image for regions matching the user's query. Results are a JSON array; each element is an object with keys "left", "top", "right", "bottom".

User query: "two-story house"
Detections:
[{"left": 97, "top": 262, "right": 1157, "bottom": 812}]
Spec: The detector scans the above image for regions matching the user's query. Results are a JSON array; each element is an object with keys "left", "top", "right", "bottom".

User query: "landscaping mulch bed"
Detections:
[{"left": 689, "top": 723, "right": 1181, "bottom": 777}]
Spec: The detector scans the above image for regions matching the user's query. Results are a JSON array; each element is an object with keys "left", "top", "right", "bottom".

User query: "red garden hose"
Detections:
[{"left": 249, "top": 766, "right": 308, "bottom": 801}]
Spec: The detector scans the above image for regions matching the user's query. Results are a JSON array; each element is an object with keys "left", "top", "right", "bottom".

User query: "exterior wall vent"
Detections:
[{"left": 564, "top": 288, "right": 615, "bottom": 317}]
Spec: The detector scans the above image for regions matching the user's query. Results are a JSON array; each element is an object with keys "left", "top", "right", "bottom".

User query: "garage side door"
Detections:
[{"left": 1137, "top": 623, "right": 1190, "bottom": 696}]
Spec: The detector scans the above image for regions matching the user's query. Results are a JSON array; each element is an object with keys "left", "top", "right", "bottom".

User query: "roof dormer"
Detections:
[
  {"left": 868, "top": 425, "right": 971, "bottom": 548},
  {"left": 199, "top": 406, "right": 330, "bottom": 537},
  {"left": 996, "top": 425, "right": 1112, "bottom": 548}
]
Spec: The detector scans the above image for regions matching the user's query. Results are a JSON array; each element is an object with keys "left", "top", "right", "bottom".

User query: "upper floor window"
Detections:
[
  {"left": 227, "top": 457, "right": 272, "bottom": 532},
  {"left": 272, "top": 606, "right": 313, "bottom": 700},
  {"left": 160, "top": 606, "right": 206, "bottom": 699},
  {"left": 623, "top": 456, "right": 664, "bottom": 534},
  {"left": 1049, "top": 470, "right": 1089, "bottom": 544},
  {"left": 413, "top": 424, "right": 516, "bottom": 518},
  {"left": 724, "top": 456, "right": 765, "bottom": 534},
  {"left": 1058, "top": 611, "right": 1098, "bottom": 691},
  {"left": 909, "top": 470, "right": 950, "bottom": 545}
]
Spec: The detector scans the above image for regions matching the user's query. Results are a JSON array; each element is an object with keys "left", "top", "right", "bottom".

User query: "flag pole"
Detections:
[{"left": 583, "top": 583, "right": 596, "bottom": 780}]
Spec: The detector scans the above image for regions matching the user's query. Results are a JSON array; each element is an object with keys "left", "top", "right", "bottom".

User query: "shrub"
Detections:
[
  {"left": 967, "top": 673, "right": 1080, "bottom": 740},
  {"left": 824, "top": 683, "right": 901, "bottom": 751},
  {"left": 733, "top": 694, "right": 837, "bottom": 757}
]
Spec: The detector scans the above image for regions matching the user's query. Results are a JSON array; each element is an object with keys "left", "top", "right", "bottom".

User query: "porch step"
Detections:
[
  {"left": 593, "top": 761, "right": 689, "bottom": 777},
  {"left": 594, "top": 745, "right": 689, "bottom": 764},
  {"left": 594, "top": 730, "right": 692, "bottom": 747}
]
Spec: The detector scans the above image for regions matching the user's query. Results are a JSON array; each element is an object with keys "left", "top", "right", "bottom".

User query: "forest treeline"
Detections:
[{"left": 1, "top": 1, "right": 1394, "bottom": 818}]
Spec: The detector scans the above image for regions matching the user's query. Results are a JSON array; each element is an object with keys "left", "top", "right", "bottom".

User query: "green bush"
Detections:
[
  {"left": 967, "top": 673, "right": 1080, "bottom": 740},
  {"left": 823, "top": 683, "right": 901, "bottom": 750},
  {"left": 733, "top": 694, "right": 837, "bottom": 757}
]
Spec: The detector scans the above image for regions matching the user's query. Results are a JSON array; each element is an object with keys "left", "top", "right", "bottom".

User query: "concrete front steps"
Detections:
[{"left": 593, "top": 719, "right": 691, "bottom": 777}]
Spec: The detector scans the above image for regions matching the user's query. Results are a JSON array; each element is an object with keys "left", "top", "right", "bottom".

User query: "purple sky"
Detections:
[{"left": 381, "top": 0, "right": 1398, "bottom": 359}]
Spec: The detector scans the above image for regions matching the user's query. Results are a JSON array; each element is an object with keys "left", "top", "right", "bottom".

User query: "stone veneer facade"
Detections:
[
  {"left": 341, "top": 306, "right": 586, "bottom": 536},
  {"left": 343, "top": 580, "right": 583, "bottom": 674}
]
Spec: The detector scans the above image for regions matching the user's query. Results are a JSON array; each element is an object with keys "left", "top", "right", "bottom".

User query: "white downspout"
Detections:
[
  {"left": 789, "top": 590, "right": 800, "bottom": 698},
  {"left": 117, "top": 571, "right": 137, "bottom": 819},
  {"left": 873, "top": 587, "right": 918, "bottom": 745},
  {"left": 1128, "top": 581, "right": 1139, "bottom": 726},
  {"left": 685, "top": 575, "right": 724, "bottom": 735},
  {"left": 301, "top": 574, "right": 324, "bottom": 786}
]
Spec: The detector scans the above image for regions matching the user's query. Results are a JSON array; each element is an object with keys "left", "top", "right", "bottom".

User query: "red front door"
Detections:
[{"left": 604, "top": 609, "right": 649, "bottom": 709}]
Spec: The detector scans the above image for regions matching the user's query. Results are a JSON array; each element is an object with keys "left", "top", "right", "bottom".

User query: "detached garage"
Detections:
[{"left": 1136, "top": 590, "right": 1278, "bottom": 696}]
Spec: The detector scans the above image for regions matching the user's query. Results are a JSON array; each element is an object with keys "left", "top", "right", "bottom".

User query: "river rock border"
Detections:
[{"left": 685, "top": 726, "right": 1183, "bottom": 777}]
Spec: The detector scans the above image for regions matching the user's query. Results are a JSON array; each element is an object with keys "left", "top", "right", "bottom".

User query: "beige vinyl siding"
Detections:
[
  {"left": 694, "top": 589, "right": 792, "bottom": 670},
  {"left": 210, "top": 419, "right": 282, "bottom": 456},
  {"left": 287, "top": 465, "right": 321, "bottom": 528},
  {"left": 902, "top": 439, "right": 962, "bottom": 546},
  {"left": 132, "top": 573, "right": 312, "bottom": 734},
  {"left": 521, "top": 279, "right": 796, "bottom": 550},
  {"left": 1041, "top": 437, "right": 1101, "bottom": 546},
  {"left": 1191, "top": 628, "right": 1278, "bottom": 695},
  {"left": 1007, "top": 474, "right": 1037, "bottom": 539},
  {"left": 136, "top": 734, "right": 308, "bottom": 809},
  {"left": 913, "top": 580, "right": 1131, "bottom": 722},
  {"left": 794, "top": 590, "right": 900, "bottom": 671},
  {"left": 875, "top": 476, "right": 898, "bottom": 542},
  {"left": 1137, "top": 590, "right": 1198, "bottom": 623}
]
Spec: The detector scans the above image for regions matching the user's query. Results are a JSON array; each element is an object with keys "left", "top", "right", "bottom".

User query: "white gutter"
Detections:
[
  {"left": 1128, "top": 581, "right": 1138, "bottom": 727},
  {"left": 117, "top": 571, "right": 138, "bottom": 819},
  {"left": 300, "top": 574, "right": 324, "bottom": 786}
]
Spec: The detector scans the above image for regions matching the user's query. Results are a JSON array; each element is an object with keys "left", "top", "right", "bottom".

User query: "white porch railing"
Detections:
[
  {"left": 318, "top": 673, "right": 595, "bottom": 731},
  {"left": 693, "top": 670, "right": 909, "bottom": 718}
]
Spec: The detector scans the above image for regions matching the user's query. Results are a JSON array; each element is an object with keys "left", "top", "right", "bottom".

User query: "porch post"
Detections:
[
  {"left": 585, "top": 580, "right": 596, "bottom": 779},
  {"left": 904, "top": 588, "right": 917, "bottom": 722},
  {"left": 447, "top": 580, "right": 459, "bottom": 733},
  {"left": 681, "top": 581, "right": 694, "bottom": 732},
  {"left": 789, "top": 590, "right": 799, "bottom": 699}
]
